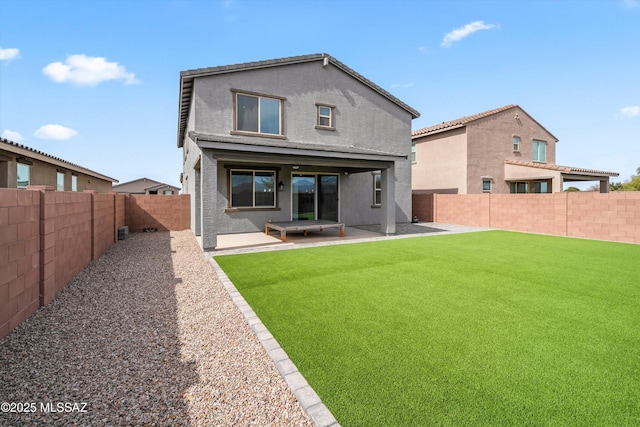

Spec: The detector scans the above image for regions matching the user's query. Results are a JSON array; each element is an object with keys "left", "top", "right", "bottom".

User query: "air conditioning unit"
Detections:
[{"left": 118, "top": 226, "right": 129, "bottom": 240}]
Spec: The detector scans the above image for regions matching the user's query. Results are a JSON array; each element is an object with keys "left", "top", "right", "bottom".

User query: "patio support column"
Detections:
[
  {"left": 201, "top": 152, "right": 218, "bottom": 250},
  {"left": 599, "top": 179, "right": 610, "bottom": 193},
  {"left": 194, "top": 166, "right": 201, "bottom": 236},
  {"left": 380, "top": 162, "right": 396, "bottom": 235}
]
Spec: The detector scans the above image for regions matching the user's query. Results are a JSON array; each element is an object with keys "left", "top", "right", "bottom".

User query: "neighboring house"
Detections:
[
  {"left": 177, "top": 53, "right": 420, "bottom": 249},
  {"left": 112, "top": 178, "right": 180, "bottom": 195},
  {"left": 0, "top": 137, "right": 117, "bottom": 192},
  {"left": 411, "top": 105, "right": 618, "bottom": 194}
]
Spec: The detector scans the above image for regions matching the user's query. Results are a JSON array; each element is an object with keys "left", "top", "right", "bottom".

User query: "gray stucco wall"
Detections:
[{"left": 183, "top": 59, "right": 414, "bottom": 244}]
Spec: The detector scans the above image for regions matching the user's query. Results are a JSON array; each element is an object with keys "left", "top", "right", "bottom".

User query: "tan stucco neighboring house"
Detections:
[
  {"left": 0, "top": 137, "right": 117, "bottom": 192},
  {"left": 411, "top": 105, "right": 618, "bottom": 194},
  {"left": 112, "top": 178, "right": 180, "bottom": 195}
]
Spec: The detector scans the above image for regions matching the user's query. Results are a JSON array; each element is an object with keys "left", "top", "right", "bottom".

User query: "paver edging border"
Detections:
[{"left": 205, "top": 253, "right": 340, "bottom": 427}]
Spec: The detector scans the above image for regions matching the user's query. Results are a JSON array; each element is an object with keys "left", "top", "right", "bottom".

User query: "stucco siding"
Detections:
[
  {"left": 185, "top": 58, "right": 414, "bottom": 244},
  {"left": 466, "top": 106, "right": 557, "bottom": 194},
  {"left": 0, "top": 154, "right": 112, "bottom": 193},
  {"left": 412, "top": 127, "right": 467, "bottom": 193}
]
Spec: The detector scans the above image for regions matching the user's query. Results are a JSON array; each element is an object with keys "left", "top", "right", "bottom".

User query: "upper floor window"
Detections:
[
  {"left": 234, "top": 91, "right": 283, "bottom": 136},
  {"left": 532, "top": 140, "right": 547, "bottom": 162},
  {"left": 513, "top": 136, "right": 520, "bottom": 152},
  {"left": 57, "top": 171, "right": 65, "bottom": 191},
  {"left": 315, "top": 104, "right": 335, "bottom": 130},
  {"left": 411, "top": 142, "right": 416, "bottom": 162},
  {"left": 17, "top": 162, "right": 30, "bottom": 188}
]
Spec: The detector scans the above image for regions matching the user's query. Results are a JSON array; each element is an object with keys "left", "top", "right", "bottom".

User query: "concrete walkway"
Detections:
[{"left": 213, "top": 222, "right": 492, "bottom": 255}]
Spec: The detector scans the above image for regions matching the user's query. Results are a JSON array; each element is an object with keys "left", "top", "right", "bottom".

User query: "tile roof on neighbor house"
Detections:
[
  {"left": 177, "top": 53, "right": 421, "bottom": 147},
  {"left": 112, "top": 177, "right": 180, "bottom": 193},
  {"left": 0, "top": 137, "right": 118, "bottom": 183},
  {"left": 505, "top": 160, "right": 619, "bottom": 177},
  {"left": 411, "top": 104, "right": 559, "bottom": 141}
]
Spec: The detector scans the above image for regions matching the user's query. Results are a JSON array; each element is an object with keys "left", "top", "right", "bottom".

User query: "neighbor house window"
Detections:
[
  {"left": 57, "top": 171, "right": 65, "bottom": 191},
  {"left": 316, "top": 104, "right": 334, "bottom": 129},
  {"left": 411, "top": 142, "right": 416, "bottom": 162},
  {"left": 234, "top": 91, "right": 283, "bottom": 136},
  {"left": 532, "top": 140, "right": 547, "bottom": 162},
  {"left": 164, "top": 190, "right": 172, "bottom": 195},
  {"left": 510, "top": 180, "right": 550, "bottom": 193},
  {"left": 510, "top": 182, "right": 529, "bottom": 193},
  {"left": 17, "top": 162, "right": 30, "bottom": 188},
  {"left": 513, "top": 136, "right": 520, "bottom": 152},
  {"left": 373, "top": 173, "right": 381, "bottom": 206},
  {"left": 533, "top": 181, "right": 549, "bottom": 193},
  {"left": 482, "top": 179, "right": 492, "bottom": 193},
  {"left": 230, "top": 170, "right": 276, "bottom": 208},
  {"left": 72, "top": 175, "right": 78, "bottom": 191}
]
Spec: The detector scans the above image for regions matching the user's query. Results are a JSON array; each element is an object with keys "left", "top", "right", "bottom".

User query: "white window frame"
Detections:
[
  {"left": 532, "top": 140, "right": 547, "bottom": 163},
  {"left": 411, "top": 142, "right": 417, "bottom": 163},
  {"left": 232, "top": 90, "right": 284, "bottom": 137},
  {"left": 373, "top": 172, "right": 381, "bottom": 206},
  {"left": 513, "top": 135, "right": 520, "bottom": 152},
  {"left": 229, "top": 169, "right": 277, "bottom": 208},
  {"left": 71, "top": 175, "right": 78, "bottom": 192},
  {"left": 17, "top": 162, "right": 30, "bottom": 188},
  {"left": 57, "top": 171, "right": 65, "bottom": 191},
  {"left": 482, "top": 179, "right": 492, "bottom": 193},
  {"left": 315, "top": 104, "right": 335, "bottom": 130}
]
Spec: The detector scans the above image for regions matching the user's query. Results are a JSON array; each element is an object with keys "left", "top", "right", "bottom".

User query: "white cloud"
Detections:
[
  {"left": 0, "top": 47, "right": 20, "bottom": 61},
  {"left": 42, "top": 54, "right": 139, "bottom": 86},
  {"left": 441, "top": 21, "right": 497, "bottom": 48},
  {"left": 34, "top": 124, "right": 78, "bottom": 140},
  {"left": 2, "top": 129, "right": 24, "bottom": 142},
  {"left": 621, "top": 106, "right": 640, "bottom": 117}
]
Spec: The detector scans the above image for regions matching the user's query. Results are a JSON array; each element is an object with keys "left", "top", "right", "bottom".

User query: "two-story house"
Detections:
[
  {"left": 412, "top": 105, "right": 618, "bottom": 194},
  {"left": 177, "top": 53, "right": 420, "bottom": 250}
]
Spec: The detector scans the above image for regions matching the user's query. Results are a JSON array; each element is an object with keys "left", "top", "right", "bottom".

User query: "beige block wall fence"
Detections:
[
  {"left": 0, "top": 187, "right": 189, "bottom": 338},
  {"left": 413, "top": 192, "right": 640, "bottom": 244}
]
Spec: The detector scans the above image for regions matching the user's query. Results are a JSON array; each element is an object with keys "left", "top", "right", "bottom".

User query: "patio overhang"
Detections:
[
  {"left": 190, "top": 131, "right": 405, "bottom": 173},
  {"left": 505, "top": 160, "right": 619, "bottom": 192}
]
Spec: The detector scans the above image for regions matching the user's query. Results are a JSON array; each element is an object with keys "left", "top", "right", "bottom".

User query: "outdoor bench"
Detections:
[{"left": 265, "top": 220, "right": 345, "bottom": 242}]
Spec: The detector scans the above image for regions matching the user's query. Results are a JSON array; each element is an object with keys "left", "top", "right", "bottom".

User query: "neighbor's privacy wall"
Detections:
[
  {"left": 0, "top": 187, "right": 190, "bottom": 338},
  {"left": 413, "top": 192, "right": 640, "bottom": 243}
]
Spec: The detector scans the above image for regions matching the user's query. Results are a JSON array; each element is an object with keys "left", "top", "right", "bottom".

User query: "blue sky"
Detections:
[{"left": 1, "top": 0, "right": 639, "bottom": 188}]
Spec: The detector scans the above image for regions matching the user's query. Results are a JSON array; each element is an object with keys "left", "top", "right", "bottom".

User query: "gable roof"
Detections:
[
  {"left": 112, "top": 177, "right": 180, "bottom": 193},
  {"left": 177, "top": 53, "right": 420, "bottom": 147},
  {"left": 411, "top": 104, "right": 559, "bottom": 142},
  {"left": 0, "top": 137, "right": 118, "bottom": 183}
]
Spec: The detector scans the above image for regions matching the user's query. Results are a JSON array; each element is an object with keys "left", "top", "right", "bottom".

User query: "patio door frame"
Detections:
[{"left": 290, "top": 172, "right": 340, "bottom": 222}]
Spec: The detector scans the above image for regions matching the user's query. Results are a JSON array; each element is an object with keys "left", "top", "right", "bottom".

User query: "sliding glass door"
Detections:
[
  {"left": 292, "top": 174, "right": 339, "bottom": 221},
  {"left": 292, "top": 175, "right": 316, "bottom": 220}
]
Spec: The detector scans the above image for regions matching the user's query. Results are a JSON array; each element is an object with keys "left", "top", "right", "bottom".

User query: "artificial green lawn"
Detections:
[{"left": 214, "top": 231, "right": 640, "bottom": 426}]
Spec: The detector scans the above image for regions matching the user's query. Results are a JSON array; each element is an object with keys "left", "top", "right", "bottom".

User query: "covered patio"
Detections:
[
  {"left": 192, "top": 132, "right": 410, "bottom": 250},
  {"left": 504, "top": 160, "right": 619, "bottom": 193}
]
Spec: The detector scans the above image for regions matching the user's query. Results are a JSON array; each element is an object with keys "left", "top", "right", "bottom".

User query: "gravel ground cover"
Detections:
[{"left": 0, "top": 230, "right": 312, "bottom": 426}]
